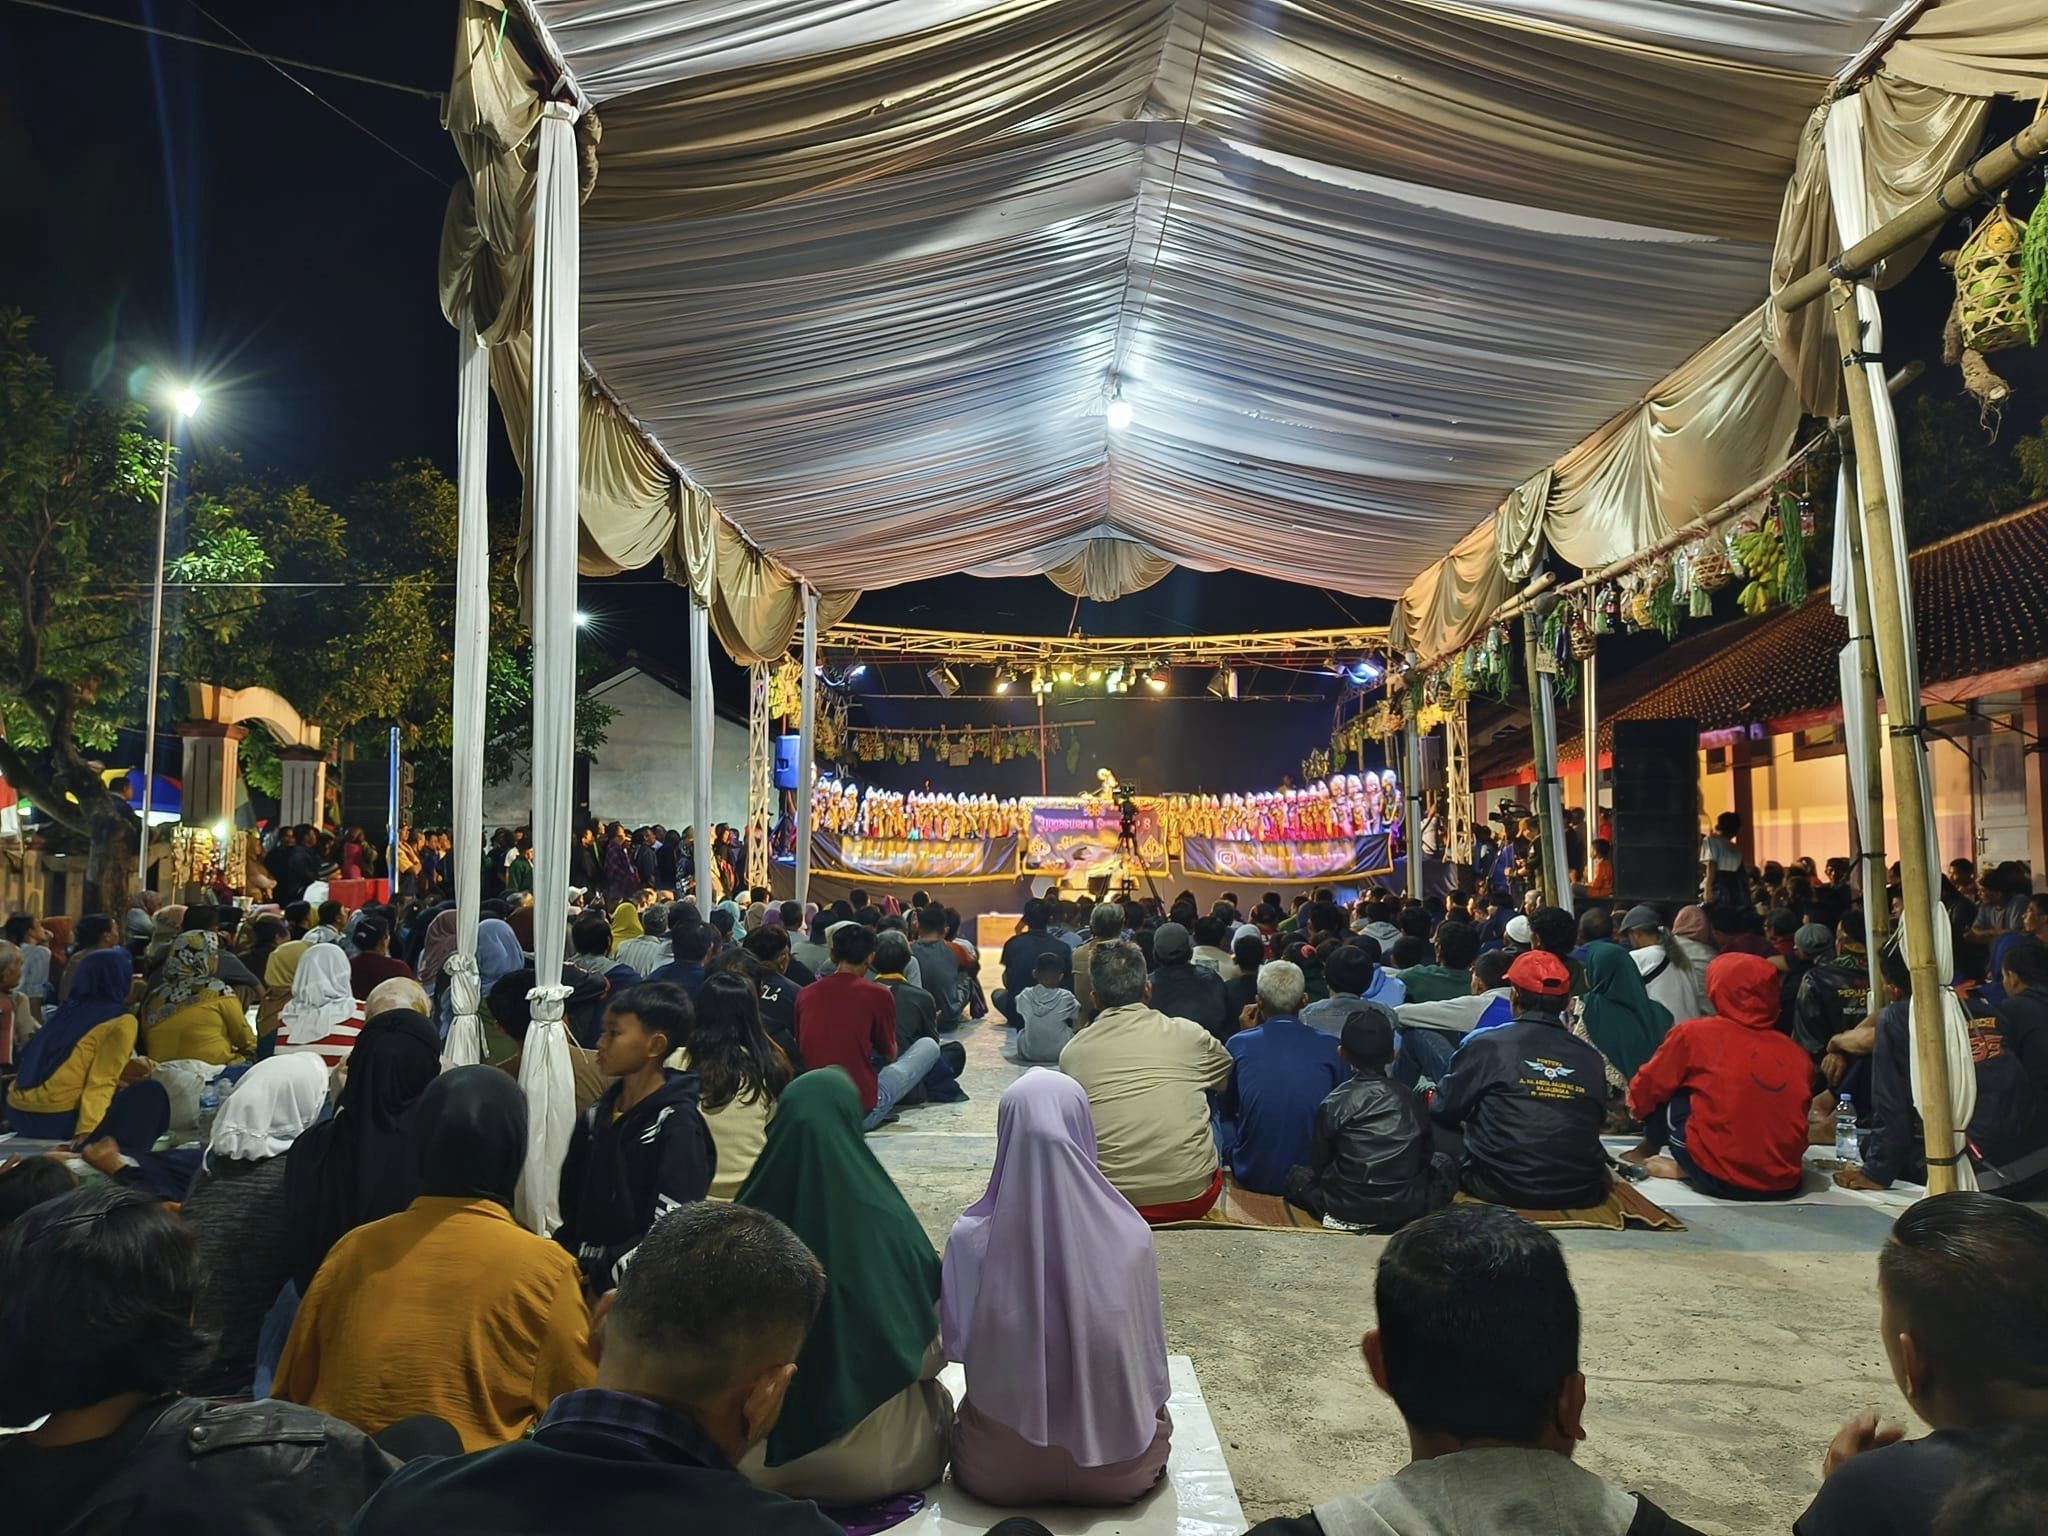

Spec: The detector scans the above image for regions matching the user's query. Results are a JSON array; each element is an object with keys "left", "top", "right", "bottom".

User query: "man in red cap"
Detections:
[{"left": 1429, "top": 950, "right": 1612, "bottom": 1210}]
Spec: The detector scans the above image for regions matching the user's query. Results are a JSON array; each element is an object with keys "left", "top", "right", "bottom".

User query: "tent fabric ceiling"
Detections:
[{"left": 508, "top": 0, "right": 1915, "bottom": 602}]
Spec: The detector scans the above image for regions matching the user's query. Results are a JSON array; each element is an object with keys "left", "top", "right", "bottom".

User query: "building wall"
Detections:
[{"left": 484, "top": 670, "right": 751, "bottom": 832}]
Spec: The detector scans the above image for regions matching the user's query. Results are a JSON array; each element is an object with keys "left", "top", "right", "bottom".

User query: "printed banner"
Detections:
[
  {"left": 1023, "top": 799, "right": 1168, "bottom": 876},
  {"left": 809, "top": 829, "right": 1018, "bottom": 882},
  {"left": 1178, "top": 833, "right": 1394, "bottom": 882}
]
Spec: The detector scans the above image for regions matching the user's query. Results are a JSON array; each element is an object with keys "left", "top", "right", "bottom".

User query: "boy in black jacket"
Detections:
[
  {"left": 1285, "top": 1006, "right": 1454, "bottom": 1231},
  {"left": 558, "top": 982, "right": 716, "bottom": 1292}
]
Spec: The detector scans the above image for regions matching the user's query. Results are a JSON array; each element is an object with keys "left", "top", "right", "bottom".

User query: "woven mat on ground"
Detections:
[
  {"left": 1453, "top": 1175, "right": 1685, "bottom": 1232},
  {"left": 1153, "top": 1179, "right": 1340, "bottom": 1232}
]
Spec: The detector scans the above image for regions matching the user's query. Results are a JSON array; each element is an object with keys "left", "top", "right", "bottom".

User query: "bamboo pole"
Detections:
[
  {"left": 1580, "top": 649, "right": 1598, "bottom": 833},
  {"left": 1778, "top": 117, "right": 2048, "bottom": 315},
  {"left": 1830, "top": 281, "right": 1957, "bottom": 1195},
  {"left": 1522, "top": 616, "right": 1570, "bottom": 907},
  {"left": 1402, "top": 715, "right": 1424, "bottom": 900},
  {"left": 1841, "top": 457, "right": 1891, "bottom": 966}
]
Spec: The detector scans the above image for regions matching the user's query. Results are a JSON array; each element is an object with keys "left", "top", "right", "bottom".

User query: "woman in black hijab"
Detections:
[
  {"left": 411, "top": 1063, "right": 526, "bottom": 1208},
  {"left": 283, "top": 1006, "right": 443, "bottom": 1290}
]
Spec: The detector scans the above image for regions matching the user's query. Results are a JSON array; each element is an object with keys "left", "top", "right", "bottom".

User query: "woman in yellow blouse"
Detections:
[{"left": 143, "top": 931, "right": 255, "bottom": 1065}]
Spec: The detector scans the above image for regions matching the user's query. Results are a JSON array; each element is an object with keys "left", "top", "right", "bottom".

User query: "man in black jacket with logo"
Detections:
[
  {"left": 558, "top": 983, "right": 716, "bottom": 1291},
  {"left": 1285, "top": 1004, "right": 1454, "bottom": 1230},
  {"left": 1430, "top": 950, "right": 1612, "bottom": 1210}
]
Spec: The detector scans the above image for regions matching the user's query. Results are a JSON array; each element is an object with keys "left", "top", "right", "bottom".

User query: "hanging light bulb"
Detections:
[{"left": 1106, "top": 395, "right": 1133, "bottom": 431}]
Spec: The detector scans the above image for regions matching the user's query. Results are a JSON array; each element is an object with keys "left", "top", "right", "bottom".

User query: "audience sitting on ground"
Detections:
[
  {"left": 995, "top": 900, "right": 1072, "bottom": 1026},
  {"left": 141, "top": 931, "right": 254, "bottom": 1066},
  {"left": 5, "top": 947, "right": 148, "bottom": 1141},
  {"left": 1620, "top": 904, "right": 1712, "bottom": 1025},
  {"left": 184, "top": 1052, "right": 332, "bottom": 1396},
  {"left": 349, "top": 1202, "right": 846, "bottom": 1535},
  {"left": 734, "top": 1069, "right": 954, "bottom": 1505},
  {"left": 911, "top": 903, "right": 962, "bottom": 1028},
  {"left": 1834, "top": 942, "right": 2048, "bottom": 1195},
  {"left": 873, "top": 932, "right": 952, "bottom": 1107},
  {"left": 1301, "top": 938, "right": 1403, "bottom": 1033},
  {"left": 1623, "top": 953, "right": 1812, "bottom": 1200},
  {"left": 558, "top": 981, "right": 714, "bottom": 1291},
  {"left": 1796, "top": 1195, "right": 2048, "bottom": 1536},
  {"left": 649, "top": 921, "right": 716, "bottom": 998},
  {"left": 1792, "top": 912, "right": 1871, "bottom": 1060},
  {"left": 666, "top": 970, "right": 791, "bottom": 1199},
  {"left": 1286, "top": 1005, "right": 1455, "bottom": 1231},
  {"left": 1060, "top": 939, "right": 1234, "bottom": 1223},
  {"left": 283, "top": 1004, "right": 444, "bottom": 1291},
  {"left": 740, "top": 925, "right": 803, "bottom": 1051},
  {"left": 1397, "top": 918, "right": 1479, "bottom": 1005},
  {"left": 1071, "top": 900, "right": 1125, "bottom": 1022},
  {"left": 1223, "top": 929, "right": 1266, "bottom": 1015},
  {"left": 1431, "top": 951, "right": 1613, "bottom": 1211},
  {"left": 275, "top": 941, "right": 368, "bottom": 1071},
  {"left": 1245, "top": 1205, "right": 1706, "bottom": 1535},
  {"left": 567, "top": 910, "right": 642, "bottom": 1002},
  {"left": 943, "top": 1069, "right": 1173, "bottom": 1504},
  {"left": 1191, "top": 914, "right": 1235, "bottom": 975},
  {"left": 1013, "top": 947, "right": 1081, "bottom": 1063},
  {"left": 1579, "top": 936, "right": 1675, "bottom": 1082},
  {"left": 795, "top": 922, "right": 943, "bottom": 1132},
  {"left": 347, "top": 916, "right": 416, "bottom": 1001},
  {"left": 277, "top": 1066, "right": 595, "bottom": 1450},
  {"left": 0, "top": 1154, "right": 76, "bottom": 1234},
  {"left": 1393, "top": 949, "right": 1515, "bottom": 1090},
  {"left": 1146, "top": 920, "right": 1233, "bottom": 1044},
  {"left": 1217, "top": 959, "right": 1346, "bottom": 1195},
  {"left": 1, "top": 1185, "right": 421, "bottom": 1536}
]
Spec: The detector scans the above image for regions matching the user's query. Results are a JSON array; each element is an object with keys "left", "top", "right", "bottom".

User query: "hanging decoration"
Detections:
[
  {"left": 1731, "top": 488, "right": 1809, "bottom": 617},
  {"left": 1941, "top": 194, "right": 2036, "bottom": 428},
  {"left": 846, "top": 723, "right": 1079, "bottom": 764},
  {"left": 768, "top": 658, "right": 804, "bottom": 725}
]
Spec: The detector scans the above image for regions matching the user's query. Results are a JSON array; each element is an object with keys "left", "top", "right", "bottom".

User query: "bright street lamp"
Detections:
[{"left": 138, "top": 384, "right": 201, "bottom": 891}]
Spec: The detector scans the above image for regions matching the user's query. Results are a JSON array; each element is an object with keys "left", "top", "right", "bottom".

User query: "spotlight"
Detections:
[
  {"left": 1106, "top": 395, "right": 1133, "bottom": 431},
  {"left": 574, "top": 610, "right": 590, "bottom": 628},
  {"left": 1206, "top": 666, "right": 1238, "bottom": 700},
  {"left": 1086, "top": 666, "right": 1102, "bottom": 683},
  {"left": 846, "top": 663, "right": 868, "bottom": 680},
  {"left": 994, "top": 669, "right": 1012, "bottom": 693},
  {"left": 1105, "top": 665, "right": 1125, "bottom": 693},
  {"left": 1145, "top": 667, "right": 1168, "bottom": 693},
  {"left": 926, "top": 665, "right": 960, "bottom": 698},
  {"left": 1345, "top": 657, "right": 1383, "bottom": 685},
  {"left": 1056, "top": 663, "right": 1074, "bottom": 683}
]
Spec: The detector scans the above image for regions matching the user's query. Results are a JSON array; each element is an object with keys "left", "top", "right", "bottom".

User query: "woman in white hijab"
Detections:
[
  {"left": 275, "top": 943, "right": 366, "bottom": 1072},
  {"left": 181, "top": 1053, "right": 332, "bottom": 1395}
]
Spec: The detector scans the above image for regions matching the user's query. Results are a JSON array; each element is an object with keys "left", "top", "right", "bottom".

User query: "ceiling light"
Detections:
[
  {"left": 1106, "top": 394, "right": 1133, "bottom": 431},
  {"left": 926, "top": 665, "right": 960, "bottom": 698}
]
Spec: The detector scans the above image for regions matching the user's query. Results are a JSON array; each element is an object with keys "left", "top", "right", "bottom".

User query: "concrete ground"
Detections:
[{"left": 871, "top": 969, "right": 1912, "bottom": 1535}]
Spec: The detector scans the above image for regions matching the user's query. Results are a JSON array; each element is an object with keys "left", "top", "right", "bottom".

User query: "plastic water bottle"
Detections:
[
  {"left": 197, "top": 1085, "right": 222, "bottom": 1145},
  {"left": 1836, "top": 1096, "right": 1860, "bottom": 1165}
]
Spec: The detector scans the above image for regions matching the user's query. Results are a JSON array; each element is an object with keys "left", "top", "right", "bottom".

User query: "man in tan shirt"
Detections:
[{"left": 1060, "top": 939, "right": 1234, "bottom": 1221}]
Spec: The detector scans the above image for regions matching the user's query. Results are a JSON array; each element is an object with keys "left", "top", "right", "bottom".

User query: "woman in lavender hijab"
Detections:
[{"left": 940, "top": 1068, "right": 1173, "bottom": 1504}]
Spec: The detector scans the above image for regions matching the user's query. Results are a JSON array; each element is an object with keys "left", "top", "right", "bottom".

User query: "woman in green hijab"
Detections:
[
  {"left": 1579, "top": 940, "right": 1675, "bottom": 1081},
  {"left": 734, "top": 1068, "right": 953, "bottom": 1504}
]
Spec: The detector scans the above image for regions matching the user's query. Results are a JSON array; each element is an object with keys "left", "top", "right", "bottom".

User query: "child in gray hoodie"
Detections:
[{"left": 1013, "top": 950, "right": 1080, "bottom": 1063}]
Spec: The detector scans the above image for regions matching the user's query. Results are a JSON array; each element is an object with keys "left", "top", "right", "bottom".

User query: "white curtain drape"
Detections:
[
  {"left": 690, "top": 599, "right": 717, "bottom": 905},
  {"left": 445, "top": 325, "right": 493, "bottom": 1068},
  {"left": 515, "top": 102, "right": 582, "bottom": 1236},
  {"left": 794, "top": 587, "right": 819, "bottom": 905},
  {"left": 1826, "top": 93, "right": 1977, "bottom": 1189}
]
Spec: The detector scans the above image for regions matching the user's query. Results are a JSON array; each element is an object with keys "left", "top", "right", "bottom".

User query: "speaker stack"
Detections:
[{"left": 1608, "top": 718, "right": 1701, "bottom": 909}]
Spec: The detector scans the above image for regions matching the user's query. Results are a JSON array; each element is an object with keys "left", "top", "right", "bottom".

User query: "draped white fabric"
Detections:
[
  {"left": 690, "top": 599, "right": 717, "bottom": 904},
  {"left": 447, "top": 324, "right": 493, "bottom": 1069},
  {"left": 494, "top": 0, "right": 1905, "bottom": 603},
  {"left": 516, "top": 103, "right": 582, "bottom": 1237},
  {"left": 1826, "top": 94, "right": 1977, "bottom": 1189},
  {"left": 794, "top": 587, "right": 818, "bottom": 905}
]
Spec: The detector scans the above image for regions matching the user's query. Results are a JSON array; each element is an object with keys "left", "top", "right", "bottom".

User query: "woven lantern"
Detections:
[{"left": 1954, "top": 202, "right": 2031, "bottom": 355}]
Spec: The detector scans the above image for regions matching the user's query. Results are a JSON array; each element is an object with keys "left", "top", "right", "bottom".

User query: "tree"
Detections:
[{"left": 0, "top": 311, "right": 166, "bottom": 915}]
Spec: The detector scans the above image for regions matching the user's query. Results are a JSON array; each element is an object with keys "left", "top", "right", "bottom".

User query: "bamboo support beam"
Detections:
[
  {"left": 1841, "top": 468, "right": 1890, "bottom": 968},
  {"left": 1830, "top": 281, "right": 1957, "bottom": 1195},
  {"left": 1777, "top": 117, "right": 2048, "bottom": 315},
  {"left": 1402, "top": 716, "right": 1424, "bottom": 900},
  {"left": 1522, "top": 615, "right": 1570, "bottom": 906}
]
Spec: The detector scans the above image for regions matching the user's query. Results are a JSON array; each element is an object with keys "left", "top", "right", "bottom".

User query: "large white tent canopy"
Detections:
[{"left": 446, "top": 0, "right": 1942, "bottom": 610}]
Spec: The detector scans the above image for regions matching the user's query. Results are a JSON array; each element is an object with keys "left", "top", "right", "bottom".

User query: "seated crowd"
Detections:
[{"left": 2, "top": 830, "right": 2046, "bottom": 1536}]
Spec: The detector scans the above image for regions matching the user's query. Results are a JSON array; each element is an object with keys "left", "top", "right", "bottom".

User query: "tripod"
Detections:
[{"left": 1112, "top": 799, "right": 1165, "bottom": 907}]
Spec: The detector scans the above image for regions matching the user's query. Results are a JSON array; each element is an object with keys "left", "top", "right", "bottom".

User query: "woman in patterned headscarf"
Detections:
[{"left": 142, "top": 931, "right": 255, "bottom": 1066}]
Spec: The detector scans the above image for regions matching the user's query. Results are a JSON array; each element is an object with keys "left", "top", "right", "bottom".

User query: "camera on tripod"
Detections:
[{"left": 1114, "top": 783, "right": 1140, "bottom": 841}]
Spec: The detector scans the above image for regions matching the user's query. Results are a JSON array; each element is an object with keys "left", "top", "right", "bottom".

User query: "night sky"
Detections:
[{"left": 4, "top": 3, "right": 2029, "bottom": 761}]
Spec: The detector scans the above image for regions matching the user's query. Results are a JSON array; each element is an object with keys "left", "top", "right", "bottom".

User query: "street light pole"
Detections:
[{"left": 138, "top": 389, "right": 197, "bottom": 896}]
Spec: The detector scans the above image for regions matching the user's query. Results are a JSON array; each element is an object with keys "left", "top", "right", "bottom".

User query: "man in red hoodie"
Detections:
[{"left": 1623, "top": 952, "right": 1811, "bottom": 1199}]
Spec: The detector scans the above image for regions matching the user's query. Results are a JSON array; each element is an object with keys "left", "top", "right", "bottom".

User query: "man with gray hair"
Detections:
[
  {"left": 616, "top": 903, "right": 673, "bottom": 980},
  {"left": 1215, "top": 960, "right": 1345, "bottom": 1195},
  {"left": 1060, "top": 940, "right": 1233, "bottom": 1222},
  {"left": 1071, "top": 900, "right": 1127, "bottom": 1023}
]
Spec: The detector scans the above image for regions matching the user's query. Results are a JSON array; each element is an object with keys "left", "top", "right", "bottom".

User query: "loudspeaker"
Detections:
[
  {"left": 773, "top": 734, "right": 803, "bottom": 791},
  {"left": 1609, "top": 718, "right": 1700, "bottom": 907}
]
